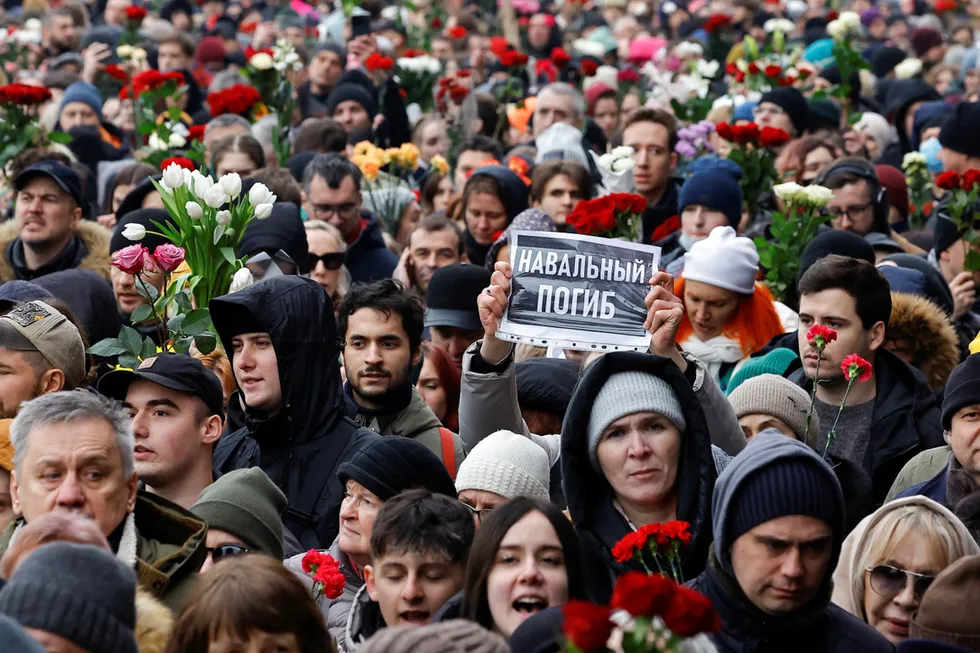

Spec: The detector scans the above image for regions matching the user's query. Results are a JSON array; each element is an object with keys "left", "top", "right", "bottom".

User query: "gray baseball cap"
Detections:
[{"left": 0, "top": 301, "right": 86, "bottom": 388}]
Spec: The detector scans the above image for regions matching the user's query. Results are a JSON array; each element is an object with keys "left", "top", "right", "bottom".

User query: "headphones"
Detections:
[{"left": 815, "top": 159, "right": 889, "bottom": 230}]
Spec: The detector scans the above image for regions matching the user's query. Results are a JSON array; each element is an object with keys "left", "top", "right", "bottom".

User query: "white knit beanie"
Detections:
[
  {"left": 682, "top": 226, "right": 759, "bottom": 295},
  {"left": 455, "top": 431, "right": 551, "bottom": 501}
]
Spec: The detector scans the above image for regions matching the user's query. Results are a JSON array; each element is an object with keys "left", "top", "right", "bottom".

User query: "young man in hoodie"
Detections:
[
  {"left": 690, "top": 431, "right": 892, "bottom": 653},
  {"left": 338, "top": 279, "right": 464, "bottom": 470},
  {"left": 209, "top": 276, "right": 375, "bottom": 550}
]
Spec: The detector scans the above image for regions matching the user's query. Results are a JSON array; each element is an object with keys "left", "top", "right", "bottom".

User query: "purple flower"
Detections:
[
  {"left": 675, "top": 141, "right": 697, "bottom": 157},
  {"left": 677, "top": 127, "right": 694, "bottom": 141}
]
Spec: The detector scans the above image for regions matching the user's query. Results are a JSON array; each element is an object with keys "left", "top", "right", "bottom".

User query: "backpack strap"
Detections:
[{"left": 439, "top": 427, "right": 457, "bottom": 480}]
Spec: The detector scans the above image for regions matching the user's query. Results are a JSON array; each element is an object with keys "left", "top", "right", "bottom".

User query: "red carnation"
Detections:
[
  {"left": 551, "top": 47, "right": 571, "bottom": 68},
  {"left": 841, "top": 353, "right": 873, "bottom": 383},
  {"left": 161, "top": 156, "right": 195, "bottom": 171},
  {"left": 651, "top": 214, "right": 681, "bottom": 242},
  {"left": 617, "top": 68, "right": 640, "bottom": 83},
  {"left": 449, "top": 84, "right": 470, "bottom": 104},
  {"left": 447, "top": 25, "right": 468, "bottom": 39},
  {"left": 500, "top": 50, "right": 529, "bottom": 67},
  {"left": 704, "top": 13, "right": 731, "bottom": 33},
  {"left": 764, "top": 64, "right": 782, "bottom": 78},
  {"left": 807, "top": 324, "right": 838, "bottom": 349},
  {"left": 936, "top": 170, "right": 962, "bottom": 190},
  {"left": 663, "top": 585, "right": 722, "bottom": 637},
  {"left": 365, "top": 52, "right": 394, "bottom": 71},
  {"left": 125, "top": 5, "right": 147, "bottom": 21},
  {"left": 961, "top": 169, "right": 980, "bottom": 192},
  {"left": 611, "top": 529, "right": 645, "bottom": 562},
  {"left": 490, "top": 37, "right": 511, "bottom": 57},
  {"left": 611, "top": 571, "right": 676, "bottom": 617},
  {"left": 431, "top": 16, "right": 443, "bottom": 28},
  {"left": 759, "top": 126, "right": 791, "bottom": 148},
  {"left": 0, "top": 83, "right": 52, "bottom": 106},
  {"left": 714, "top": 122, "right": 733, "bottom": 140},
  {"left": 747, "top": 61, "right": 761, "bottom": 75},
  {"left": 104, "top": 64, "right": 129, "bottom": 83},
  {"left": 580, "top": 59, "right": 599, "bottom": 76},
  {"left": 187, "top": 124, "right": 206, "bottom": 141},
  {"left": 725, "top": 61, "right": 738, "bottom": 75},
  {"left": 779, "top": 75, "right": 797, "bottom": 86},
  {"left": 563, "top": 601, "right": 613, "bottom": 651},
  {"left": 826, "top": 9, "right": 839, "bottom": 19}
]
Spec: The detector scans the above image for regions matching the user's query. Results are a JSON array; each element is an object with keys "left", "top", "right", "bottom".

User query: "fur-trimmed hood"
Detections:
[
  {"left": 0, "top": 219, "right": 113, "bottom": 282},
  {"left": 888, "top": 291, "right": 960, "bottom": 391}
]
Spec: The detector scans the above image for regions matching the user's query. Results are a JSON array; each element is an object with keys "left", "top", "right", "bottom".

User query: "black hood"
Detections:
[
  {"left": 884, "top": 80, "right": 941, "bottom": 154},
  {"left": 210, "top": 276, "right": 342, "bottom": 446},
  {"left": 33, "top": 269, "right": 122, "bottom": 346},
  {"left": 560, "top": 352, "right": 716, "bottom": 585}
]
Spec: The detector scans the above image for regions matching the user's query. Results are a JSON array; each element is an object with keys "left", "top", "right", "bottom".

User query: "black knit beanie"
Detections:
[
  {"left": 0, "top": 542, "right": 138, "bottom": 653},
  {"left": 942, "top": 354, "right": 980, "bottom": 430},
  {"left": 236, "top": 202, "right": 311, "bottom": 274},
  {"left": 727, "top": 457, "right": 842, "bottom": 546},
  {"left": 326, "top": 83, "right": 378, "bottom": 119},
  {"left": 110, "top": 208, "right": 175, "bottom": 255},
  {"left": 872, "top": 45, "right": 907, "bottom": 78},
  {"left": 798, "top": 229, "right": 876, "bottom": 281},
  {"left": 939, "top": 103, "right": 980, "bottom": 159},
  {"left": 338, "top": 436, "right": 457, "bottom": 501},
  {"left": 759, "top": 87, "right": 809, "bottom": 136}
]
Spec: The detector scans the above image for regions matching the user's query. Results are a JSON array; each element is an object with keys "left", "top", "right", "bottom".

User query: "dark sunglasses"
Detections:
[
  {"left": 308, "top": 251, "right": 346, "bottom": 271},
  {"left": 866, "top": 564, "right": 935, "bottom": 600},
  {"left": 207, "top": 544, "right": 250, "bottom": 561}
]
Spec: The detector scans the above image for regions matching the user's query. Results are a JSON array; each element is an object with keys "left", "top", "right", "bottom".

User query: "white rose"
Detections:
[
  {"left": 253, "top": 202, "right": 274, "bottom": 220},
  {"left": 903, "top": 152, "right": 926, "bottom": 169},
  {"left": 162, "top": 163, "right": 186, "bottom": 190},
  {"left": 839, "top": 11, "right": 861, "bottom": 30},
  {"left": 802, "top": 185, "right": 834, "bottom": 208},
  {"left": 204, "top": 184, "right": 229, "bottom": 209},
  {"left": 193, "top": 172, "right": 215, "bottom": 199},
  {"left": 116, "top": 45, "right": 134, "bottom": 58},
  {"left": 826, "top": 20, "right": 846, "bottom": 41},
  {"left": 148, "top": 132, "right": 168, "bottom": 151},
  {"left": 218, "top": 173, "right": 242, "bottom": 199},
  {"left": 695, "top": 59, "right": 719, "bottom": 78},
  {"left": 274, "top": 61, "right": 288, "bottom": 72},
  {"left": 894, "top": 58, "right": 922, "bottom": 80},
  {"left": 612, "top": 157, "right": 635, "bottom": 173},
  {"left": 285, "top": 52, "right": 300, "bottom": 64},
  {"left": 773, "top": 181, "right": 805, "bottom": 203},
  {"left": 168, "top": 133, "right": 187, "bottom": 148},
  {"left": 610, "top": 146, "right": 635, "bottom": 159},
  {"left": 122, "top": 223, "right": 146, "bottom": 241},
  {"left": 675, "top": 41, "right": 703, "bottom": 58},
  {"left": 764, "top": 18, "right": 794, "bottom": 34},
  {"left": 185, "top": 201, "right": 203, "bottom": 220},
  {"left": 251, "top": 52, "right": 274, "bottom": 70},
  {"left": 230, "top": 267, "right": 254, "bottom": 293},
  {"left": 131, "top": 48, "right": 147, "bottom": 61},
  {"left": 248, "top": 182, "right": 275, "bottom": 206},
  {"left": 216, "top": 210, "right": 232, "bottom": 226},
  {"left": 598, "top": 153, "right": 614, "bottom": 169}
]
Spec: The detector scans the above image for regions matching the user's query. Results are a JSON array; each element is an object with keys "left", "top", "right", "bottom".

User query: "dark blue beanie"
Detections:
[
  {"left": 59, "top": 81, "right": 103, "bottom": 122},
  {"left": 941, "top": 354, "right": 980, "bottom": 430},
  {"left": 325, "top": 83, "right": 378, "bottom": 119},
  {"left": 468, "top": 165, "right": 530, "bottom": 220},
  {"left": 728, "top": 456, "right": 842, "bottom": 545},
  {"left": 678, "top": 158, "right": 743, "bottom": 226}
]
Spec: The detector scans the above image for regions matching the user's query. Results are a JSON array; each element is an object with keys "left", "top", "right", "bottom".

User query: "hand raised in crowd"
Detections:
[
  {"left": 97, "top": 213, "right": 118, "bottom": 229},
  {"left": 477, "top": 261, "right": 513, "bottom": 365},
  {"left": 950, "top": 271, "right": 976, "bottom": 320},
  {"left": 81, "top": 42, "right": 112, "bottom": 85},
  {"left": 644, "top": 271, "right": 688, "bottom": 373},
  {"left": 252, "top": 22, "right": 279, "bottom": 50}
]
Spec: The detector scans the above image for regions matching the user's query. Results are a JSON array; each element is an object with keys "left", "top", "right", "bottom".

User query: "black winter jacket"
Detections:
[
  {"left": 561, "top": 352, "right": 717, "bottom": 603},
  {"left": 210, "top": 277, "right": 374, "bottom": 549}
]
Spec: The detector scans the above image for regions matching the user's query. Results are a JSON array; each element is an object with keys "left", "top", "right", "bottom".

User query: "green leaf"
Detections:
[
  {"left": 167, "top": 313, "right": 187, "bottom": 332},
  {"left": 173, "top": 336, "right": 194, "bottom": 354},
  {"left": 966, "top": 249, "right": 980, "bottom": 272},
  {"left": 119, "top": 326, "right": 144, "bottom": 357},
  {"left": 47, "top": 131, "right": 73, "bottom": 144},
  {"left": 175, "top": 292, "right": 193, "bottom": 313},
  {"left": 118, "top": 354, "right": 140, "bottom": 370},
  {"left": 168, "top": 105, "right": 182, "bottom": 121},
  {"left": 136, "top": 281, "right": 160, "bottom": 302},
  {"left": 87, "top": 338, "right": 128, "bottom": 357},
  {"left": 219, "top": 247, "right": 237, "bottom": 266},
  {"left": 194, "top": 332, "right": 217, "bottom": 354},
  {"left": 129, "top": 304, "right": 153, "bottom": 324},
  {"left": 138, "top": 122, "right": 156, "bottom": 135},
  {"left": 182, "top": 308, "right": 212, "bottom": 336},
  {"left": 141, "top": 337, "right": 158, "bottom": 361}
]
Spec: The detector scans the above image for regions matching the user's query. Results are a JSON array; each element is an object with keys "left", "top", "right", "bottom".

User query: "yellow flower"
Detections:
[
  {"left": 399, "top": 142, "right": 420, "bottom": 169},
  {"left": 971, "top": 330, "right": 980, "bottom": 355},
  {"left": 385, "top": 147, "right": 402, "bottom": 165},
  {"left": 361, "top": 160, "right": 380, "bottom": 181},
  {"left": 430, "top": 154, "right": 450, "bottom": 176},
  {"left": 353, "top": 141, "right": 375, "bottom": 157}
]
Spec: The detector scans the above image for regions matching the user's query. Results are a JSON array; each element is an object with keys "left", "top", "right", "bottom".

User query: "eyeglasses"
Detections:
[
  {"left": 310, "top": 202, "right": 359, "bottom": 219},
  {"left": 462, "top": 502, "right": 494, "bottom": 523},
  {"left": 207, "top": 544, "right": 250, "bottom": 561},
  {"left": 825, "top": 202, "right": 873, "bottom": 220},
  {"left": 866, "top": 564, "right": 936, "bottom": 600},
  {"left": 308, "top": 251, "right": 346, "bottom": 271}
]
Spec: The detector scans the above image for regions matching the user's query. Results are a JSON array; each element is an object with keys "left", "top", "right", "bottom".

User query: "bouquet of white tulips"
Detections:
[{"left": 144, "top": 163, "right": 277, "bottom": 308}]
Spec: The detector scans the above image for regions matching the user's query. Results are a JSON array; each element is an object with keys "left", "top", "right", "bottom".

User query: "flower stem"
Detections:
[
  {"left": 823, "top": 376, "right": 855, "bottom": 461},
  {"left": 804, "top": 347, "right": 823, "bottom": 447},
  {"left": 136, "top": 275, "right": 167, "bottom": 349}
]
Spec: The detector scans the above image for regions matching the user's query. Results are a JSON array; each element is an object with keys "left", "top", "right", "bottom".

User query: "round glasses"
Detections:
[{"left": 866, "top": 564, "right": 935, "bottom": 600}]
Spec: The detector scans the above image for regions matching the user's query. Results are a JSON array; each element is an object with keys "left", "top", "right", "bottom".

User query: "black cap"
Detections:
[
  {"left": 14, "top": 161, "right": 85, "bottom": 210},
  {"left": 942, "top": 354, "right": 980, "bottom": 430},
  {"left": 337, "top": 436, "right": 457, "bottom": 501},
  {"left": 424, "top": 264, "right": 491, "bottom": 331},
  {"left": 98, "top": 353, "right": 224, "bottom": 417}
]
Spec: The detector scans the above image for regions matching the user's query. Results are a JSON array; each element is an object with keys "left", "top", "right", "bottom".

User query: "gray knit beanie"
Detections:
[
  {"left": 191, "top": 467, "right": 287, "bottom": 559},
  {"left": 359, "top": 620, "right": 510, "bottom": 653},
  {"left": 587, "top": 371, "right": 686, "bottom": 471},
  {"left": 455, "top": 430, "right": 551, "bottom": 501},
  {"left": 0, "top": 542, "right": 138, "bottom": 653},
  {"left": 727, "top": 373, "right": 816, "bottom": 441}
]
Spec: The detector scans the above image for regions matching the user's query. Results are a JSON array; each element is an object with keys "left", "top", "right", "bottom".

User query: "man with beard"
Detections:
[
  {"left": 41, "top": 8, "right": 80, "bottom": 59},
  {"left": 339, "top": 280, "right": 464, "bottom": 473},
  {"left": 0, "top": 300, "right": 86, "bottom": 418}
]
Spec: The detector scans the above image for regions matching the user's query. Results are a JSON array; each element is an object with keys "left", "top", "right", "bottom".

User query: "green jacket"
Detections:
[
  {"left": 0, "top": 491, "right": 206, "bottom": 612},
  {"left": 886, "top": 445, "right": 953, "bottom": 501}
]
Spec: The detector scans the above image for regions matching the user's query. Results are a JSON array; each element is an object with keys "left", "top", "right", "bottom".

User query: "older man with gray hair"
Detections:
[
  {"left": 533, "top": 82, "right": 586, "bottom": 138},
  {"left": 0, "top": 391, "right": 206, "bottom": 610}
]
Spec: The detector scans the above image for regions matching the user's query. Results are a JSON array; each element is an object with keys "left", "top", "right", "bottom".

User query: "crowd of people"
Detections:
[{"left": 1, "top": 0, "right": 980, "bottom": 651}]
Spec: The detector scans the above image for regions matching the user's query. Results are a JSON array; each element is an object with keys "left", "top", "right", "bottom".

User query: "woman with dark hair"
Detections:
[
  {"left": 418, "top": 341, "right": 460, "bottom": 431},
  {"left": 461, "top": 497, "right": 589, "bottom": 637},
  {"left": 101, "top": 161, "right": 157, "bottom": 220},
  {"left": 211, "top": 133, "right": 266, "bottom": 178},
  {"left": 775, "top": 136, "right": 841, "bottom": 186},
  {"left": 166, "top": 556, "right": 336, "bottom": 653},
  {"left": 460, "top": 166, "right": 529, "bottom": 264},
  {"left": 420, "top": 172, "right": 455, "bottom": 216}
]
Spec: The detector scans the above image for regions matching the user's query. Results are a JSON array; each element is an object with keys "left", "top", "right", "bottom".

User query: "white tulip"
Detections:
[
  {"left": 612, "top": 157, "right": 635, "bottom": 173},
  {"left": 610, "top": 146, "right": 635, "bottom": 159},
  {"left": 193, "top": 172, "right": 215, "bottom": 199},
  {"left": 773, "top": 181, "right": 805, "bottom": 203},
  {"left": 216, "top": 210, "right": 232, "bottom": 226},
  {"left": 894, "top": 58, "right": 922, "bottom": 80},
  {"left": 802, "top": 185, "right": 834, "bottom": 207},
  {"left": 248, "top": 182, "right": 275, "bottom": 207},
  {"left": 598, "top": 153, "right": 614, "bottom": 169},
  {"left": 148, "top": 132, "right": 169, "bottom": 151},
  {"left": 116, "top": 45, "right": 134, "bottom": 58},
  {"left": 168, "top": 133, "right": 187, "bottom": 148},
  {"left": 826, "top": 20, "right": 846, "bottom": 41},
  {"left": 764, "top": 18, "right": 794, "bottom": 34},
  {"left": 182, "top": 167, "right": 194, "bottom": 189},
  {"left": 122, "top": 223, "right": 146, "bottom": 241},
  {"left": 254, "top": 203, "right": 274, "bottom": 220},
  {"left": 218, "top": 173, "right": 242, "bottom": 199},
  {"left": 185, "top": 201, "right": 203, "bottom": 220},
  {"left": 251, "top": 52, "right": 274, "bottom": 70},
  {"left": 230, "top": 268, "right": 255, "bottom": 293},
  {"left": 162, "top": 163, "right": 186, "bottom": 190},
  {"left": 204, "top": 185, "right": 229, "bottom": 209}
]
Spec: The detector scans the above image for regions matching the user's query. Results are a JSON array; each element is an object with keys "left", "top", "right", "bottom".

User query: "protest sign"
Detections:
[{"left": 497, "top": 231, "right": 662, "bottom": 352}]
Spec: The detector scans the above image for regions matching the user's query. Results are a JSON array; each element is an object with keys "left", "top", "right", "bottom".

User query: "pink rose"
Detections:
[
  {"left": 152, "top": 244, "right": 186, "bottom": 273},
  {"left": 112, "top": 244, "right": 146, "bottom": 275}
]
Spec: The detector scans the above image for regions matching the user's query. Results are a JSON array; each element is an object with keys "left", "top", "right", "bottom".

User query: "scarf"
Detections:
[
  {"left": 9, "top": 512, "right": 137, "bottom": 568},
  {"left": 680, "top": 335, "right": 744, "bottom": 381},
  {"left": 946, "top": 456, "right": 980, "bottom": 543}
]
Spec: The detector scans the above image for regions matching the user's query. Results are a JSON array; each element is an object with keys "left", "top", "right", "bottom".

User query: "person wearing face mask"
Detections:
[
  {"left": 658, "top": 159, "right": 743, "bottom": 272},
  {"left": 831, "top": 497, "right": 979, "bottom": 646}
]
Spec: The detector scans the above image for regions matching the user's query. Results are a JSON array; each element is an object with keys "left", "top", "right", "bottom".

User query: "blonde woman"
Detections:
[
  {"left": 831, "top": 496, "right": 980, "bottom": 645},
  {"left": 304, "top": 220, "right": 351, "bottom": 315}
]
